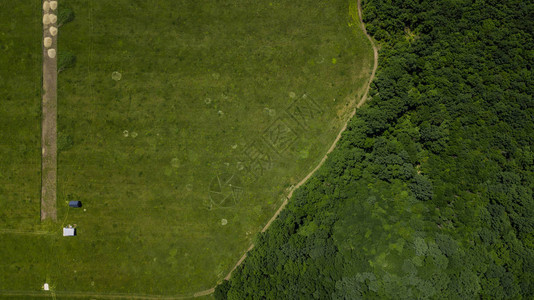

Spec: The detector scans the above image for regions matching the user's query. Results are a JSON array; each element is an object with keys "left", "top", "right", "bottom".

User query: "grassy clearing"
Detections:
[
  {"left": 1, "top": 0, "right": 373, "bottom": 296},
  {"left": 0, "top": 1, "right": 41, "bottom": 229}
]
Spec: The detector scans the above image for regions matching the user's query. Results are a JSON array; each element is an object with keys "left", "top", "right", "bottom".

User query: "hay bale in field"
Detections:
[
  {"left": 112, "top": 71, "right": 122, "bottom": 81},
  {"left": 49, "top": 26, "right": 57, "bottom": 36},
  {"left": 42, "top": 14, "right": 50, "bottom": 25},
  {"left": 44, "top": 37, "right": 52, "bottom": 48},
  {"left": 43, "top": 1, "right": 50, "bottom": 12},
  {"left": 50, "top": 1, "right": 57, "bottom": 10},
  {"left": 49, "top": 14, "right": 57, "bottom": 24},
  {"left": 47, "top": 48, "right": 56, "bottom": 58}
]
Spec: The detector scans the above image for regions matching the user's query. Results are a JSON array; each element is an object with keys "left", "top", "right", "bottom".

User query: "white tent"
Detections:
[{"left": 63, "top": 227, "right": 76, "bottom": 236}]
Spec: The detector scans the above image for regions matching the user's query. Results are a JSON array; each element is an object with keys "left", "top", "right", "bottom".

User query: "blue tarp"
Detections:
[{"left": 69, "top": 201, "right": 82, "bottom": 208}]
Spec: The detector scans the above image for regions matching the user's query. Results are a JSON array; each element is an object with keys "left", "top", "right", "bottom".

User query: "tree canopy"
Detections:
[{"left": 216, "top": 0, "right": 534, "bottom": 298}]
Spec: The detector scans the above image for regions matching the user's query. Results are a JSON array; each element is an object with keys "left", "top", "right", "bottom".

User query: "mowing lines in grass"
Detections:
[
  {"left": 286, "top": 95, "right": 323, "bottom": 130},
  {"left": 208, "top": 173, "right": 244, "bottom": 208},
  {"left": 231, "top": 94, "right": 324, "bottom": 183}
]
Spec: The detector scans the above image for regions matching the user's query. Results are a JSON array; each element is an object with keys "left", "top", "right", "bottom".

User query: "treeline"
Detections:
[{"left": 215, "top": 0, "right": 534, "bottom": 298}]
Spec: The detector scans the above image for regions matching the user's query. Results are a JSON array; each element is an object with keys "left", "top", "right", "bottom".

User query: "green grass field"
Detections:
[
  {"left": 0, "top": 1, "right": 41, "bottom": 230},
  {"left": 1, "top": 0, "right": 373, "bottom": 296}
]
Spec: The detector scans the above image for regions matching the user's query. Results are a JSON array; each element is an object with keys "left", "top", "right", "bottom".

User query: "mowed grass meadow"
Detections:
[
  {"left": 1, "top": 0, "right": 373, "bottom": 297},
  {"left": 0, "top": 1, "right": 41, "bottom": 230}
]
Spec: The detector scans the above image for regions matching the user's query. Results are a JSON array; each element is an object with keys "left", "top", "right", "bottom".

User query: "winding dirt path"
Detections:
[
  {"left": 222, "top": 0, "right": 379, "bottom": 285},
  {"left": 41, "top": 0, "right": 58, "bottom": 221}
]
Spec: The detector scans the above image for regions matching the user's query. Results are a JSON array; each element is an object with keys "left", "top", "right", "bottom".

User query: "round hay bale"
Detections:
[
  {"left": 43, "top": 37, "right": 52, "bottom": 48},
  {"left": 49, "top": 1, "right": 57, "bottom": 10},
  {"left": 221, "top": 219, "right": 228, "bottom": 226},
  {"left": 42, "top": 14, "right": 50, "bottom": 25},
  {"left": 49, "top": 14, "right": 57, "bottom": 24},
  {"left": 49, "top": 26, "right": 58, "bottom": 36},
  {"left": 47, "top": 48, "right": 56, "bottom": 58},
  {"left": 43, "top": 1, "right": 50, "bottom": 12},
  {"left": 111, "top": 71, "right": 122, "bottom": 81}
]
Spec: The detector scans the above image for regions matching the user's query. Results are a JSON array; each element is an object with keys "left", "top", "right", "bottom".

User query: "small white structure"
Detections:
[
  {"left": 43, "top": 283, "right": 49, "bottom": 291},
  {"left": 63, "top": 227, "right": 76, "bottom": 236}
]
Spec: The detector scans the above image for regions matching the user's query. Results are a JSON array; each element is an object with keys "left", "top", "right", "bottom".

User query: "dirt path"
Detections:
[
  {"left": 222, "top": 0, "right": 379, "bottom": 284},
  {"left": 41, "top": 1, "right": 58, "bottom": 221}
]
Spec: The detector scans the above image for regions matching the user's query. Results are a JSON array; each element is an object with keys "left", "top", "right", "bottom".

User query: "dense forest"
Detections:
[{"left": 215, "top": 0, "right": 533, "bottom": 298}]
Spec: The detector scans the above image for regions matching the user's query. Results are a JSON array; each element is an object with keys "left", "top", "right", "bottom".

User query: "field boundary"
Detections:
[
  {"left": 1, "top": 0, "right": 377, "bottom": 298},
  {"left": 0, "top": 290, "right": 194, "bottom": 300},
  {"left": 0, "top": 229, "right": 53, "bottom": 236}
]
